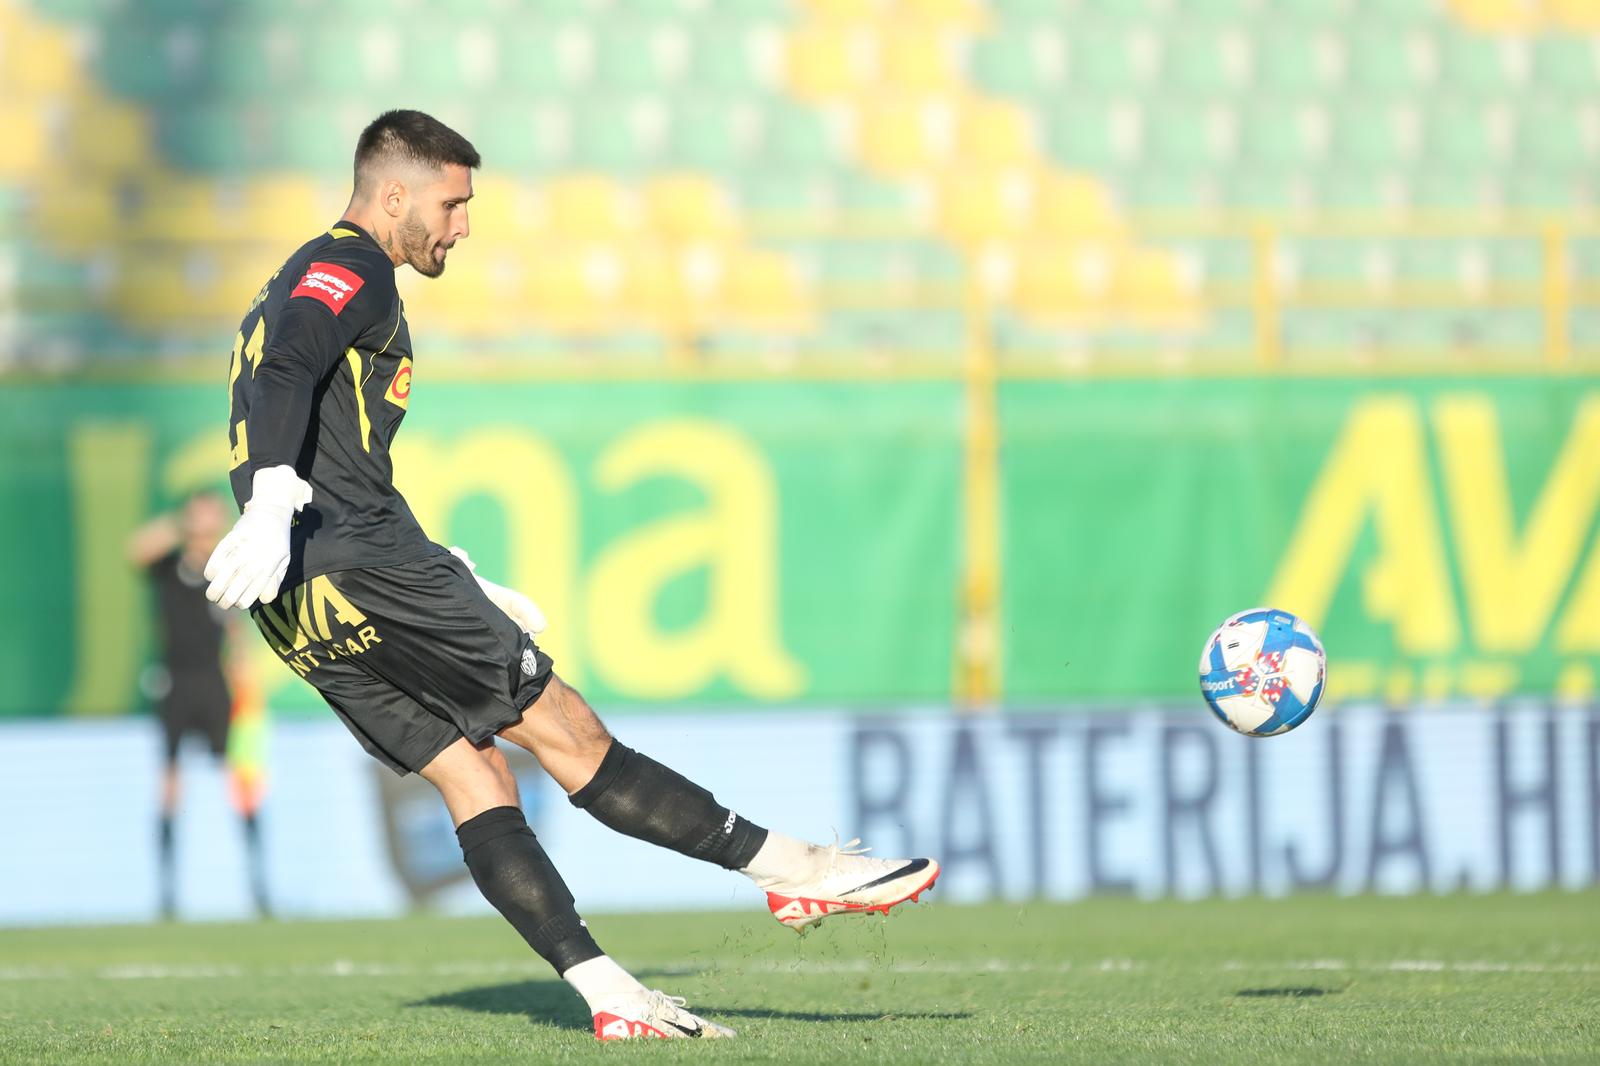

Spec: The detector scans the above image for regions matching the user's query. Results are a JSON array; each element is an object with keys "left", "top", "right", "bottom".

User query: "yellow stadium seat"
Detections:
[
  {"left": 891, "top": 0, "right": 988, "bottom": 28},
  {"left": 786, "top": 27, "right": 863, "bottom": 98},
  {"left": 1552, "top": 0, "right": 1600, "bottom": 30},
  {"left": 31, "top": 185, "right": 118, "bottom": 251},
  {"left": 641, "top": 177, "right": 738, "bottom": 242},
  {"left": 717, "top": 251, "right": 808, "bottom": 325},
  {"left": 0, "top": 103, "right": 47, "bottom": 177},
  {"left": 126, "top": 177, "right": 224, "bottom": 242},
  {"left": 878, "top": 31, "right": 959, "bottom": 93},
  {"left": 0, "top": 19, "right": 74, "bottom": 94},
  {"left": 1032, "top": 173, "right": 1124, "bottom": 240},
  {"left": 59, "top": 102, "right": 148, "bottom": 174},
  {"left": 935, "top": 172, "right": 1021, "bottom": 243},
  {"left": 1107, "top": 247, "right": 1195, "bottom": 319},
  {"left": 1444, "top": 0, "right": 1536, "bottom": 30},
  {"left": 953, "top": 100, "right": 1034, "bottom": 169},
  {"left": 464, "top": 177, "right": 538, "bottom": 240},
  {"left": 799, "top": 0, "right": 881, "bottom": 20},
  {"left": 535, "top": 178, "right": 636, "bottom": 240},
  {"left": 860, "top": 102, "right": 939, "bottom": 174},
  {"left": 620, "top": 248, "right": 695, "bottom": 326},
  {"left": 238, "top": 177, "right": 337, "bottom": 243},
  {"left": 523, "top": 249, "right": 617, "bottom": 332},
  {"left": 1012, "top": 248, "right": 1098, "bottom": 320}
]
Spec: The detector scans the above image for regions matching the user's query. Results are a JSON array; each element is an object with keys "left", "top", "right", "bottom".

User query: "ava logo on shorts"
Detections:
[
  {"left": 290, "top": 261, "right": 365, "bottom": 315},
  {"left": 385, "top": 356, "right": 413, "bottom": 409},
  {"left": 521, "top": 648, "right": 538, "bottom": 677}
]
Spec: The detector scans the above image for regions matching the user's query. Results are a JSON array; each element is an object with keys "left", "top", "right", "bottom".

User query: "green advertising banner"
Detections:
[
  {"left": 3, "top": 375, "right": 1596, "bottom": 717},
  {"left": 1002, "top": 376, "right": 1600, "bottom": 704},
  {"left": 0, "top": 380, "right": 962, "bottom": 717}
]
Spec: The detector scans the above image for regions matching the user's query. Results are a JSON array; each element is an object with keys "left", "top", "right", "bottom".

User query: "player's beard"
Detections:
[{"left": 400, "top": 207, "right": 447, "bottom": 278}]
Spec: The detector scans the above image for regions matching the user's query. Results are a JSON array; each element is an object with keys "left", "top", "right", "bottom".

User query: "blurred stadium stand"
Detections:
[{"left": 3, "top": 0, "right": 1600, "bottom": 372}]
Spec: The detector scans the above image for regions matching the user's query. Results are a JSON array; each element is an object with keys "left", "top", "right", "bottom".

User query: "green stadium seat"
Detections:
[
  {"left": 1171, "top": 0, "right": 1258, "bottom": 22},
  {"left": 1418, "top": 103, "right": 1500, "bottom": 168},
  {"left": 1179, "top": 237, "right": 1254, "bottom": 285},
  {"left": 472, "top": 104, "right": 570, "bottom": 171},
  {"left": 1326, "top": 105, "right": 1408, "bottom": 168},
  {"left": 733, "top": 172, "right": 833, "bottom": 224},
  {"left": 1358, "top": 0, "right": 1440, "bottom": 24},
  {"left": 1066, "top": 28, "right": 1147, "bottom": 93},
  {"left": 1484, "top": 239, "right": 1542, "bottom": 283},
  {"left": 1281, "top": 311, "right": 1375, "bottom": 357},
  {"left": 1405, "top": 168, "right": 1491, "bottom": 211},
  {"left": 1340, "top": 31, "right": 1428, "bottom": 97},
  {"left": 99, "top": 28, "right": 186, "bottom": 100},
  {"left": 1530, "top": 38, "right": 1600, "bottom": 94},
  {"left": 990, "top": 0, "right": 1079, "bottom": 20},
  {"left": 1310, "top": 169, "right": 1396, "bottom": 212},
  {"left": 1251, "top": 30, "right": 1333, "bottom": 99},
  {"left": 969, "top": 33, "right": 1059, "bottom": 97},
  {"left": 268, "top": 104, "right": 361, "bottom": 175},
  {"left": 1512, "top": 102, "right": 1593, "bottom": 172},
  {"left": 1289, "top": 238, "right": 1376, "bottom": 283},
  {"left": 592, "top": 25, "right": 682, "bottom": 91},
  {"left": 1155, "top": 29, "right": 1240, "bottom": 97},
  {"left": 1114, "top": 168, "right": 1216, "bottom": 211},
  {"left": 682, "top": 28, "right": 772, "bottom": 92},
  {"left": 499, "top": 24, "right": 585, "bottom": 94},
  {"left": 1569, "top": 237, "right": 1600, "bottom": 281},
  {"left": 1140, "top": 105, "right": 1224, "bottom": 168},
  {"left": 660, "top": 100, "right": 751, "bottom": 169},
  {"left": 1434, "top": 34, "right": 1517, "bottom": 98},
  {"left": 1497, "top": 172, "right": 1582, "bottom": 211},
  {"left": 1232, "top": 104, "right": 1319, "bottom": 170},
  {"left": 1217, "top": 169, "right": 1308, "bottom": 212},
  {"left": 754, "top": 102, "right": 841, "bottom": 170},
  {"left": 200, "top": 25, "right": 287, "bottom": 100},
  {"left": 403, "top": 27, "right": 498, "bottom": 95},
  {"left": 1042, "top": 102, "right": 1125, "bottom": 169},
  {"left": 159, "top": 103, "right": 264, "bottom": 172},
  {"left": 829, "top": 174, "right": 922, "bottom": 225},
  {"left": 568, "top": 100, "right": 654, "bottom": 171},
  {"left": 1390, "top": 238, "right": 1467, "bottom": 283}
]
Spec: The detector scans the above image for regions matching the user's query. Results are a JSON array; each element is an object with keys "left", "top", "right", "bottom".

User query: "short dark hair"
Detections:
[{"left": 353, "top": 109, "right": 480, "bottom": 193}]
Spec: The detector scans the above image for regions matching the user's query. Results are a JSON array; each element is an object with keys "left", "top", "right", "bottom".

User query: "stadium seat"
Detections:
[{"left": 968, "top": 32, "right": 1060, "bottom": 96}]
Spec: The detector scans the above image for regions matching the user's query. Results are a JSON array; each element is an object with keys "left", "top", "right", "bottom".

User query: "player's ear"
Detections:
[{"left": 381, "top": 177, "right": 406, "bottom": 218}]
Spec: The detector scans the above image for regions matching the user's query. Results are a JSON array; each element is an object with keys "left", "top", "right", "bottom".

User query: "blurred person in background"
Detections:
[{"left": 127, "top": 489, "right": 271, "bottom": 920}]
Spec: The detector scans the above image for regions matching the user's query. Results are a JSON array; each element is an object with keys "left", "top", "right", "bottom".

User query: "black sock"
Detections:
[
  {"left": 568, "top": 741, "right": 768, "bottom": 870},
  {"left": 456, "top": 806, "right": 603, "bottom": 976}
]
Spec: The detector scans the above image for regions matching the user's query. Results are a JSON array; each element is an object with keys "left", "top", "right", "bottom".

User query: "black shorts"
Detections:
[
  {"left": 250, "top": 551, "right": 554, "bottom": 775},
  {"left": 158, "top": 670, "right": 231, "bottom": 762}
]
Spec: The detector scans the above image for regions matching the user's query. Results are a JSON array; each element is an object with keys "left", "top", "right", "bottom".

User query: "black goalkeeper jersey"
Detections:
[{"left": 226, "top": 222, "right": 440, "bottom": 588}]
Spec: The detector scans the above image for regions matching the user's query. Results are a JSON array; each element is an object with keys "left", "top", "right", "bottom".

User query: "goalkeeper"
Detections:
[{"left": 205, "top": 109, "right": 937, "bottom": 1042}]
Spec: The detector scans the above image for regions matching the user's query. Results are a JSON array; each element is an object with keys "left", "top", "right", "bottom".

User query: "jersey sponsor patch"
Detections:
[
  {"left": 384, "top": 357, "right": 413, "bottom": 409},
  {"left": 290, "top": 261, "right": 365, "bottom": 314}
]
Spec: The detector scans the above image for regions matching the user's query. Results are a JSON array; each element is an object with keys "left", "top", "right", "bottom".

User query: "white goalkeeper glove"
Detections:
[
  {"left": 448, "top": 546, "right": 548, "bottom": 635},
  {"left": 204, "top": 465, "right": 312, "bottom": 609}
]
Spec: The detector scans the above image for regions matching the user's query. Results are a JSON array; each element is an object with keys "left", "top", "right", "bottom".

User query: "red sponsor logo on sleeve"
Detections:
[{"left": 290, "top": 261, "right": 365, "bottom": 315}]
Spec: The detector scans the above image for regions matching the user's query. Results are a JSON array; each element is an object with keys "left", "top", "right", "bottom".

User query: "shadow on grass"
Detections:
[
  {"left": 409, "top": 980, "right": 591, "bottom": 1032},
  {"left": 409, "top": 980, "right": 972, "bottom": 1029},
  {"left": 1234, "top": 987, "right": 1341, "bottom": 998}
]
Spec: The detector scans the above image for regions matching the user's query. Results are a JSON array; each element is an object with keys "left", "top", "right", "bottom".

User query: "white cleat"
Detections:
[
  {"left": 592, "top": 989, "right": 736, "bottom": 1041},
  {"left": 754, "top": 838, "right": 940, "bottom": 932}
]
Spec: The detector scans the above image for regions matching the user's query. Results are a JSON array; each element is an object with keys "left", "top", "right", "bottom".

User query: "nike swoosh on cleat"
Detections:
[
  {"left": 846, "top": 858, "right": 931, "bottom": 894},
  {"left": 666, "top": 1020, "right": 703, "bottom": 1037}
]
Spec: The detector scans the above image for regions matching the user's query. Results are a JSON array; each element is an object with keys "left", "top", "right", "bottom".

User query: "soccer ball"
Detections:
[{"left": 1198, "top": 607, "right": 1326, "bottom": 737}]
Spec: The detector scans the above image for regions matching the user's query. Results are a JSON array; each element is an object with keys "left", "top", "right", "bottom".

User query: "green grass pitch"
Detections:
[{"left": 1, "top": 893, "right": 1596, "bottom": 1064}]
